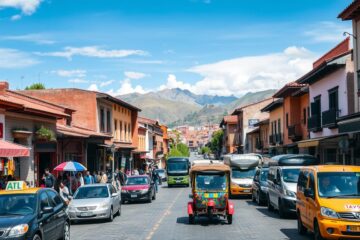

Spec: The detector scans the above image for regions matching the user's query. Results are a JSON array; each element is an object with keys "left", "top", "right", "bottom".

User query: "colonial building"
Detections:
[
  {"left": 20, "top": 88, "right": 140, "bottom": 173},
  {"left": 297, "top": 38, "right": 354, "bottom": 164},
  {"left": 220, "top": 115, "right": 238, "bottom": 154},
  {"left": 232, "top": 98, "right": 272, "bottom": 153},
  {"left": 261, "top": 99, "right": 285, "bottom": 155}
]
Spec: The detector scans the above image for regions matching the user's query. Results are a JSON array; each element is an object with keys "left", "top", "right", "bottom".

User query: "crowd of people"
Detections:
[{"left": 40, "top": 166, "right": 161, "bottom": 204}]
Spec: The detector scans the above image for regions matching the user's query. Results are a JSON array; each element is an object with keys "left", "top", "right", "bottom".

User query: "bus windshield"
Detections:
[
  {"left": 167, "top": 162, "right": 188, "bottom": 173},
  {"left": 232, "top": 168, "right": 256, "bottom": 179}
]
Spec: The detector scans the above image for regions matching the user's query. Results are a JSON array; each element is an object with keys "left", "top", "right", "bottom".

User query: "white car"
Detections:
[{"left": 68, "top": 184, "right": 121, "bottom": 222}]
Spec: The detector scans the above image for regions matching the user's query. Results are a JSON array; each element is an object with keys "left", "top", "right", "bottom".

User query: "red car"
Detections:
[{"left": 121, "top": 175, "right": 156, "bottom": 203}]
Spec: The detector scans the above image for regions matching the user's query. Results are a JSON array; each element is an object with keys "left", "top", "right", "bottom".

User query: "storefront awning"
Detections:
[
  {"left": 297, "top": 137, "right": 326, "bottom": 148},
  {"left": 0, "top": 140, "right": 30, "bottom": 157}
]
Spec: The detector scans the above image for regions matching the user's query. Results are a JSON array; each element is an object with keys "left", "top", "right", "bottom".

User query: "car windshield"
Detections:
[
  {"left": 282, "top": 168, "right": 300, "bottom": 183},
  {"left": 126, "top": 177, "right": 149, "bottom": 185},
  {"left": 232, "top": 168, "right": 256, "bottom": 179},
  {"left": 167, "top": 162, "right": 188, "bottom": 172},
  {"left": 196, "top": 174, "right": 226, "bottom": 191},
  {"left": 0, "top": 194, "right": 36, "bottom": 216},
  {"left": 318, "top": 172, "right": 360, "bottom": 198},
  {"left": 74, "top": 186, "right": 109, "bottom": 199},
  {"left": 260, "top": 169, "right": 269, "bottom": 182}
]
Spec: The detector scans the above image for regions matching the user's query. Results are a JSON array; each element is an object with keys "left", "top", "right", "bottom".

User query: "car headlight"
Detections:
[
  {"left": 140, "top": 189, "right": 149, "bottom": 194},
  {"left": 260, "top": 186, "right": 268, "bottom": 191},
  {"left": 321, "top": 207, "right": 338, "bottom": 219},
  {"left": 99, "top": 203, "right": 109, "bottom": 209},
  {"left": 285, "top": 190, "right": 296, "bottom": 198},
  {"left": 8, "top": 224, "right": 29, "bottom": 237}
]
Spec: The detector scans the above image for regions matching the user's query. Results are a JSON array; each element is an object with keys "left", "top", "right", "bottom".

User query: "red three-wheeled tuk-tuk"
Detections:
[{"left": 187, "top": 161, "right": 234, "bottom": 224}]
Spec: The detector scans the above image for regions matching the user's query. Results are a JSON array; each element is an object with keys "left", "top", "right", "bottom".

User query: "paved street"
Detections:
[{"left": 71, "top": 184, "right": 313, "bottom": 240}]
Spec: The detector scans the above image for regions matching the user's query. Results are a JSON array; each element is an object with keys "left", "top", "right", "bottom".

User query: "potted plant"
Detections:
[
  {"left": 35, "top": 126, "right": 56, "bottom": 142},
  {"left": 12, "top": 127, "right": 32, "bottom": 139}
]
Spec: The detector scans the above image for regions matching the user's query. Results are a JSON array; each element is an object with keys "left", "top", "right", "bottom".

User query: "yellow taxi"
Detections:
[
  {"left": 0, "top": 181, "right": 70, "bottom": 240},
  {"left": 296, "top": 165, "right": 360, "bottom": 240}
]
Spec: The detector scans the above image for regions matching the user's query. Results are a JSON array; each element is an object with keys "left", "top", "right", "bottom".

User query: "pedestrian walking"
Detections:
[
  {"left": 44, "top": 168, "right": 56, "bottom": 188},
  {"left": 152, "top": 167, "right": 159, "bottom": 193},
  {"left": 78, "top": 172, "right": 84, "bottom": 186},
  {"left": 100, "top": 171, "right": 108, "bottom": 183},
  {"left": 84, "top": 171, "right": 94, "bottom": 185}
]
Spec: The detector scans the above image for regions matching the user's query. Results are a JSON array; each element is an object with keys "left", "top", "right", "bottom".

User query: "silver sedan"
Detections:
[{"left": 68, "top": 183, "right": 121, "bottom": 222}]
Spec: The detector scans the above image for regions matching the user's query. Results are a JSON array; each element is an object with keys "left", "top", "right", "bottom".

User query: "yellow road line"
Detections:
[{"left": 145, "top": 188, "right": 184, "bottom": 240}]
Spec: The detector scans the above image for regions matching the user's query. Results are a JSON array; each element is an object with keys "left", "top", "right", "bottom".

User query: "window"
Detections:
[
  {"left": 106, "top": 110, "right": 111, "bottom": 133},
  {"left": 311, "top": 96, "right": 321, "bottom": 116},
  {"left": 124, "top": 123, "right": 127, "bottom": 141},
  {"left": 128, "top": 123, "right": 131, "bottom": 141},
  {"left": 39, "top": 192, "right": 50, "bottom": 210},
  {"left": 303, "top": 108, "right": 307, "bottom": 125},
  {"left": 309, "top": 173, "right": 315, "bottom": 192},
  {"left": 114, "top": 120, "right": 118, "bottom": 139},
  {"left": 100, "top": 108, "right": 105, "bottom": 132},
  {"left": 328, "top": 87, "right": 339, "bottom": 110},
  {"left": 277, "top": 119, "right": 281, "bottom": 134},
  {"left": 120, "top": 121, "right": 123, "bottom": 141},
  {"left": 47, "top": 190, "right": 63, "bottom": 207},
  {"left": 286, "top": 113, "right": 289, "bottom": 128},
  {"left": 297, "top": 171, "right": 308, "bottom": 192}
]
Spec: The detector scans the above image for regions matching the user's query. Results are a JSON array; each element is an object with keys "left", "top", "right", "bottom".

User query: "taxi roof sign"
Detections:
[{"left": 6, "top": 181, "right": 28, "bottom": 191}]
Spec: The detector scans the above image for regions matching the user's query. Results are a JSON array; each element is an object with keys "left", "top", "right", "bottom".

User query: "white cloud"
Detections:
[
  {"left": 87, "top": 84, "right": 99, "bottom": 91},
  {"left": 0, "top": 0, "right": 42, "bottom": 15},
  {"left": 0, "top": 48, "right": 39, "bottom": 68},
  {"left": 100, "top": 80, "right": 114, "bottom": 87},
  {"left": 36, "top": 46, "right": 148, "bottom": 60},
  {"left": 124, "top": 71, "right": 146, "bottom": 79},
  {"left": 11, "top": 14, "right": 21, "bottom": 21},
  {"left": 68, "top": 78, "right": 88, "bottom": 83},
  {"left": 305, "top": 21, "right": 352, "bottom": 43},
  {"left": 52, "top": 69, "right": 86, "bottom": 78},
  {"left": 3, "top": 34, "right": 55, "bottom": 45},
  {"left": 185, "top": 46, "right": 316, "bottom": 96},
  {"left": 107, "top": 79, "right": 147, "bottom": 96},
  {"left": 159, "top": 74, "right": 193, "bottom": 91}
]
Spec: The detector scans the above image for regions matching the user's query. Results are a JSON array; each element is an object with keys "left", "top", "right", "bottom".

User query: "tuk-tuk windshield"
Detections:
[{"left": 196, "top": 173, "right": 227, "bottom": 191}]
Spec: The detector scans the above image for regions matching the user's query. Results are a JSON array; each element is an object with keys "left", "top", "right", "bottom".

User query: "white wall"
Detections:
[{"left": 309, "top": 64, "right": 351, "bottom": 138}]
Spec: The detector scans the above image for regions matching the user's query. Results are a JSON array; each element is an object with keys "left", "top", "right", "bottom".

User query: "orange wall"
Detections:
[{"left": 299, "top": 93, "right": 309, "bottom": 140}]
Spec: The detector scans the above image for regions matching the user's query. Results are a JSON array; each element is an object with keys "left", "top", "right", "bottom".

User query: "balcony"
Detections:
[
  {"left": 288, "top": 124, "right": 302, "bottom": 141},
  {"left": 308, "top": 115, "right": 322, "bottom": 132},
  {"left": 322, "top": 109, "right": 338, "bottom": 129}
]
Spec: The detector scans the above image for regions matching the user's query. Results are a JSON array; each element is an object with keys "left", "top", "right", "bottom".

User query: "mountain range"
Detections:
[{"left": 118, "top": 88, "right": 276, "bottom": 127}]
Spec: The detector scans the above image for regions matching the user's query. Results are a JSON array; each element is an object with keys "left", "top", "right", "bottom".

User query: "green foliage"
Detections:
[
  {"left": 25, "top": 83, "right": 45, "bottom": 90},
  {"left": 200, "top": 146, "right": 211, "bottom": 154},
  {"left": 36, "top": 126, "right": 56, "bottom": 141},
  {"left": 168, "top": 148, "right": 183, "bottom": 157},
  {"left": 209, "top": 129, "right": 224, "bottom": 155},
  {"left": 176, "top": 143, "right": 190, "bottom": 157}
]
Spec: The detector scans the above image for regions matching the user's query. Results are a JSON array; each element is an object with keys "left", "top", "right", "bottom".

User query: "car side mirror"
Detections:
[
  {"left": 112, "top": 193, "right": 118, "bottom": 198},
  {"left": 40, "top": 206, "right": 54, "bottom": 216},
  {"left": 189, "top": 194, "right": 193, "bottom": 199},
  {"left": 304, "top": 188, "right": 314, "bottom": 198}
]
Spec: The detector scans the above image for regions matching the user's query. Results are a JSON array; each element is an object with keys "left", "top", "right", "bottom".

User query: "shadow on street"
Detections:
[
  {"left": 280, "top": 228, "right": 312, "bottom": 240},
  {"left": 176, "top": 216, "right": 228, "bottom": 226}
]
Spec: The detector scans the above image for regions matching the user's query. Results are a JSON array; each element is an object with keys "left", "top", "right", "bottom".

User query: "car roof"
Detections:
[
  {"left": 301, "top": 165, "right": 360, "bottom": 172},
  {"left": 0, "top": 187, "right": 42, "bottom": 195}
]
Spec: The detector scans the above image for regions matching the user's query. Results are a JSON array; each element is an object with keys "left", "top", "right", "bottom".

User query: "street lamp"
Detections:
[{"left": 110, "top": 144, "right": 116, "bottom": 182}]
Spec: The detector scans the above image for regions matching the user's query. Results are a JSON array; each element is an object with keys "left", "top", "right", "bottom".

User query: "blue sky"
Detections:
[{"left": 0, "top": 0, "right": 353, "bottom": 96}]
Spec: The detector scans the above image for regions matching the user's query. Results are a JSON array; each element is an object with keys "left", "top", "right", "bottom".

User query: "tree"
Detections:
[
  {"left": 168, "top": 148, "right": 183, "bottom": 157},
  {"left": 25, "top": 83, "right": 45, "bottom": 90},
  {"left": 209, "top": 129, "right": 224, "bottom": 157},
  {"left": 200, "top": 146, "right": 211, "bottom": 155},
  {"left": 176, "top": 143, "right": 190, "bottom": 157}
]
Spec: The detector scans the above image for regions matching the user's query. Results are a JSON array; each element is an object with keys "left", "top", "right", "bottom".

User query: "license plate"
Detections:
[
  {"left": 176, "top": 180, "right": 181, "bottom": 183},
  {"left": 80, "top": 212, "right": 93, "bottom": 217},
  {"left": 243, "top": 190, "right": 251, "bottom": 193},
  {"left": 348, "top": 226, "right": 360, "bottom": 232},
  {"left": 131, "top": 194, "right": 137, "bottom": 198}
]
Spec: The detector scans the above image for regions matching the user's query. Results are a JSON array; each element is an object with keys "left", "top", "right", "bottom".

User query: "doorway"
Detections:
[{"left": 38, "top": 152, "right": 52, "bottom": 184}]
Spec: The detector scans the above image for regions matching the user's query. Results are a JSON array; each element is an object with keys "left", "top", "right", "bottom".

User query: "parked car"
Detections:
[
  {"left": 68, "top": 184, "right": 121, "bottom": 222},
  {"left": 297, "top": 165, "right": 360, "bottom": 240},
  {"left": 0, "top": 181, "right": 70, "bottom": 240},
  {"left": 121, "top": 175, "right": 156, "bottom": 203},
  {"left": 252, "top": 167, "right": 269, "bottom": 205},
  {"left": 267, "top": 154, "right": 319, "bottom": 218},
  {"left": 155, "top": 169, "right": 167, "bottom": 182}
]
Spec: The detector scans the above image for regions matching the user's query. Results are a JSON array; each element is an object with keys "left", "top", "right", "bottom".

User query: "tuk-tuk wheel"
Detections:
[
  {"left": 189, "top": 215, "right": 195, "bottom": 224},
  {"left": 227, "top": 214, "right": 233, "bottom": 224}
]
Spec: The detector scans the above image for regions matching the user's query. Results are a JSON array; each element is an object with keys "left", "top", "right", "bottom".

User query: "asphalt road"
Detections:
[{"left": 71, "top": 183, "right": 314, "bottom": 240}]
